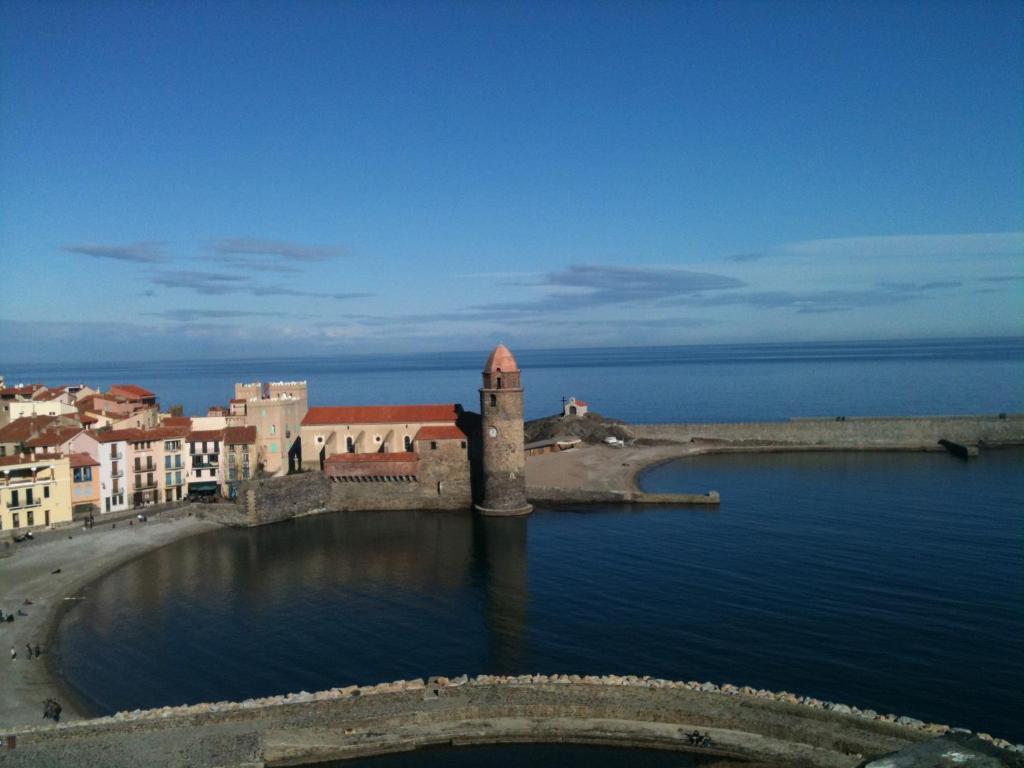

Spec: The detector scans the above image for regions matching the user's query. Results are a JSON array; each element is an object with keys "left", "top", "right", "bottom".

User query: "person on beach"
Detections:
[
  {"left": 10, "top": 647, "right": 15, "bottom": 660},
  {"left": 25, "top": 643, "right": 32, "bottom": 660}
]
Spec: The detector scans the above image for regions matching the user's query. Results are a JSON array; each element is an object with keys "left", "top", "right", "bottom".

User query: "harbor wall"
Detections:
[
  {"left": 631, "top": 414, "right": 1024, "bottom": 449},
  {"left": 4, "top": 674, "right": 983, "bottom": 768}
]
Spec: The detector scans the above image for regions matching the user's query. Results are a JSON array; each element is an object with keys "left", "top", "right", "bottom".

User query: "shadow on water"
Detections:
[{"left": 56, "top": 450, "right": 1024, "bottom": 744}]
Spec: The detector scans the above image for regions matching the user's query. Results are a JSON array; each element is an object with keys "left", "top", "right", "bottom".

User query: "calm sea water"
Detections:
[
  {"left": 56, "top": 449, "right": 1024, "bottom": 744},
  {"left": 5, "top": 337, "right": 1023, "bottom": 422}
]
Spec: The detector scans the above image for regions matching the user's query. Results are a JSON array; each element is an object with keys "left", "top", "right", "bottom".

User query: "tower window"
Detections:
[
  {"left": 496, "top": 377, "right": 502, "bottom": 389},
  {"left": 430, "top": 441, "right": 438, "bottom": 450},
  {"left": 489, "top": 394, "right": 497, "bottom": 407}
]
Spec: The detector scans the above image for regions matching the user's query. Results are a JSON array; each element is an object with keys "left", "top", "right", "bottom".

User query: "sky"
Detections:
[{"left": 1, "top": 0, "right": 1022, "bottom": 363}]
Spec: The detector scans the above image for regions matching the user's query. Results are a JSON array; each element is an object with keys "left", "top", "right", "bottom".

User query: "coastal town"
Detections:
[
  {"left": 0, "top": 376, "right": 303, "bottom": 535},
  {"left": 0, "top": 344, "right": 545, "bottom": 539}
]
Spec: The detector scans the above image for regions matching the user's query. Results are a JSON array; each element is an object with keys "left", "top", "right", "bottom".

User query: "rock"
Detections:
[
  {"left": 896, "top": 715, "right": 924, "bottom": 727},
  {"left": 828, "top": 703, "right": 853, "bottom": 715}
]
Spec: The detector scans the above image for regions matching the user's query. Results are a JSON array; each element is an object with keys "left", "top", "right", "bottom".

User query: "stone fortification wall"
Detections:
[
  {"left": 204, "top": 448, "right": 473, "bottom": 526},
  {"left": 528, "top": 487, "right": 720, "bottom": 506},
  {"left": 325, "top": 448, "right": 471, "bottom": 512},
  {"left": 631, "top": 414, "right": 1024, "bottom": 450},
  {"left": 201, "top": 472, "right": 329, "bottom": 527},
  {"left": 4, "top": 674, "right": 1019, "bottom": 768}
]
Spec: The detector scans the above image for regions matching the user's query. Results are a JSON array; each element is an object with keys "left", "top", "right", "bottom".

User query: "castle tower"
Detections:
[{"left": 476, "top": 344, "right": 532, "bottom": 517}]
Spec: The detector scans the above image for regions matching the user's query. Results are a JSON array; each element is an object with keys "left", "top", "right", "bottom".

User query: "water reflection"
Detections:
[{"left": 473, "top": 516, "right": 529, "bottom": 673}]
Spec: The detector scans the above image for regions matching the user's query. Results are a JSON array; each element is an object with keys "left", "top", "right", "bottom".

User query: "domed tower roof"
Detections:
[{"left": 483, "top": 343, "right": 519, "bottom": 373}]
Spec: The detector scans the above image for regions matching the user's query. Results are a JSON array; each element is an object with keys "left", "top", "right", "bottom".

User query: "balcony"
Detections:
[
  {"left": 166, "top": 478, "right": 184, "bottom": 487},
  {"left": 192, "top": 461, "right": 219, "bottom": 469},
  {"left": 109, "top": 451, "right": 123, "bottom": 460},
  {"left": 134, "top": 481, "right": 158, "bottom": 490},
  {"left": 134, "top": 464, "right": 156, "bottom": 473},
  {"left": 9, "top": 499, "right": 41, "bottom": 510}
]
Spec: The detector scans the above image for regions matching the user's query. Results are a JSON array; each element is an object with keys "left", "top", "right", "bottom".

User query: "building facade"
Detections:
[
  {"left": 0, "top": 453, "right": 73, "bottom": 532},
  {"left": 300, "top": 404, "right": 462, "bottom": 470},
  {"left": 230, "top": 381, "right": 307, "bottom": 476}
]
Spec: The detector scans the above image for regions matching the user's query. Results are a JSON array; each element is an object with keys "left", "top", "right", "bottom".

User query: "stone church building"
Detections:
[{"left": 297, "top": 344, "right": 531, "bottom": 516}]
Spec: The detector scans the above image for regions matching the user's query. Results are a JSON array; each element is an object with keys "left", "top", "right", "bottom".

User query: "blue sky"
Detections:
[{"left": 1, "top": 0, "right": 1022, "bottom": 362}]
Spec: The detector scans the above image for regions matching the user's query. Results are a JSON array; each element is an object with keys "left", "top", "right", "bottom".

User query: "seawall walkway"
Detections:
[{"left": 2, "top": 674, "right": 1020, "bottom": 767}]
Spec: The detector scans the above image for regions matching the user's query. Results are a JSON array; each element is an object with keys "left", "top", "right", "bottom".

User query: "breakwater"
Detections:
[
  {"left": 630, "top": 414, "right": 1024, "bottom": 450},
  {"left": 525, "top": 487, "right": 719, "bottom": 505},
  {"left": 6, "top": 673, "right": 1019, "bottom": 768}
]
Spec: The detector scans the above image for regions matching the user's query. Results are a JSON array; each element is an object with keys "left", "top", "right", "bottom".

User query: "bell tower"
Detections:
[{"left": 476, "top": 343, "right": 532, "bottom": 517}]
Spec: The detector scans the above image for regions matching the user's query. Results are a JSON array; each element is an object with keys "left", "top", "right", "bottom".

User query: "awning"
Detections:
[{"left": 188, "top": 481, "right": 219, "bottom": 493}]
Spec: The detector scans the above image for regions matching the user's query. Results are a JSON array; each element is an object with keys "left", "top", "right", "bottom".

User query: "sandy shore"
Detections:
[
  {"left": 526, "top": 442, "right": 699, "bottom": 493},
  {"left": 0, "top": 512, "right": 219, "bottom": 729}
]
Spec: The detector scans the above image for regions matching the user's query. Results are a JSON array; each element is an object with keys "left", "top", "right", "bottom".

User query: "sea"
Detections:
[
  {"left": 19, "top": 337, "right": 1024, "bottom": 760},
  {"left": 5, "top": 337, "right": 1024, "bottom": 422}
]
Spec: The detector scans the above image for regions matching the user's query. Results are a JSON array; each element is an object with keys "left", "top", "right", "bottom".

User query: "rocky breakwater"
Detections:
[{"left": 3, "top": 674, "right": 1021, "bottom": 768}]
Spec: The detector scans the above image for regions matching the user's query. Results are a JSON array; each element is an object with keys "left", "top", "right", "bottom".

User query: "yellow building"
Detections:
[{"left": 0, "top": 453, "right": 73, "bottom": 534}]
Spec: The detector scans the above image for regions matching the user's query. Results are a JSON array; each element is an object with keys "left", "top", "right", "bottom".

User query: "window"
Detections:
[
  {"left": 73, "top": 466, "right": 92, "bottom": 482},
  {"left": 26, "top": 489, "right": 33, "bottom": 505},
  {"left": 165, "top": 455, "right": 171, "bottom": 469},
  {"left": 44, "top": 486, "right": 50, "bottom": 499},
  {"left": 270, "top": 443, "right": 278, "bottom": 453},
  {"left": 27, "top": 511, "right": 34, "bottom": 526},
  {"left": 12, "top": 512, "right": 19, "bottom": 528},
  {"left": 489, "top": 394, "right": 497, "bottom": 407},
  {"left": 10, "top": 490, "right": 19, "bottom": 507},
  {"left": 404, "top": 436, "right": 412, "bottom": 451},
  {"left": 430, "top": 441, "right": 438, "bottom": 450},
  {"left": 461, "top": 441, "right": 467, "bottom": 449},
  {"left": 166, "top": 472, "right": 172, "bottom": 486},
  {"left": 270, "top": 424, "right": 276, "bottom": 435}
]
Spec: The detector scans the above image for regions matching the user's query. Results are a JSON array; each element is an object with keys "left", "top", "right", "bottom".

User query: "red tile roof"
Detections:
[
  {"left": 230, "top": 398, "right": 246, "bottom": 404},
  {"left": 26, "top": 426, "right": 84, "bottom": 448},
  {"left": 414, "top": 425, "right": 467, "bottom": 441},
  {"left": 188, "top": 429, "right": 224, "bottom": 442},
  {"left": 302, "top": 404, "right": 460, "bottom": 426},
  {"left": 0, "top": 452, "right": 63, "bottom": 468},
  {"left": 69, "top": 452, "right": 100, "bottom": 468},
  {"left": 145, "top": 426, "right": 190, "bottom": 439},
  {"left": 325, "top": 451, "right": 420, "bottom": 463},
  {"left": 162, "top": 416, "right": 192, "bottom": 427},
  {"left": 0, "top": 415, "right": 60, "bottom": 443},
  {"left": 109, "top": 384, "right": 156, "bottom": 399},
  {"left": 94, "top": 428, "right": 144, "bottom": 443},
  {"left": 0, "top": 384, "right": 44, "bottom": 398},
  {"left": 223, "top": 426, "right": 257, "bottom": 444}
]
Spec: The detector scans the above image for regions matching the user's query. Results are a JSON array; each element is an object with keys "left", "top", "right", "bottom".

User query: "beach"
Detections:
[{"left": 0, "top": 512, "right": 218, "bottom": 728}]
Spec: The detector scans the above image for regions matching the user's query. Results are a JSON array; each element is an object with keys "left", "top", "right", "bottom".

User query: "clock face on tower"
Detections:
[{"left": 488, "top": 427, "right": 498, "bottom": 438}]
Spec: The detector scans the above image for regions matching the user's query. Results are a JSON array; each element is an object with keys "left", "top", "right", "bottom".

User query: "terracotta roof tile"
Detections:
[
  {"left": 302, "top": 404, "right": 460, "bottom": 426},
  {"left": 483, "top": 343, "right": 519, "bottom": 373},
  {"left": 109, "top": 384, "right": 156, "bottom": 399},
  {"left": 188, "top": 429, "right": 224, "bottom": 442},
  {"left": 94, "top": 429, "right": 144, "bottom": 443},
  {"left": 223, "top": 426, "right": 257, "bottom": 444},
  {"left": 414, "top": 425, "right": 467, "bottom": 441},
  {"left": 69, "top": 452, "right": 100, "bottom": 468},
  {"left": 25, "top": 426, "right": 84, "bottom": 448},
  {"left": 325, "top": 451, "right": 419, "bottom": 463},
  {"left": 162, "top": 416, "right": 192, "bottom": 427},
  {"left": 0, "top": 415, "right": 60, "bottom": 443}
]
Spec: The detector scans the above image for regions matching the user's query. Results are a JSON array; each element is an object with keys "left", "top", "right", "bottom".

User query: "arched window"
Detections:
[
  {"left": 346, "top": 436, "right": 355, "bottom": 453},
  {"left": 404, "top": 435, "right": 412, "bottom": 451}
]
